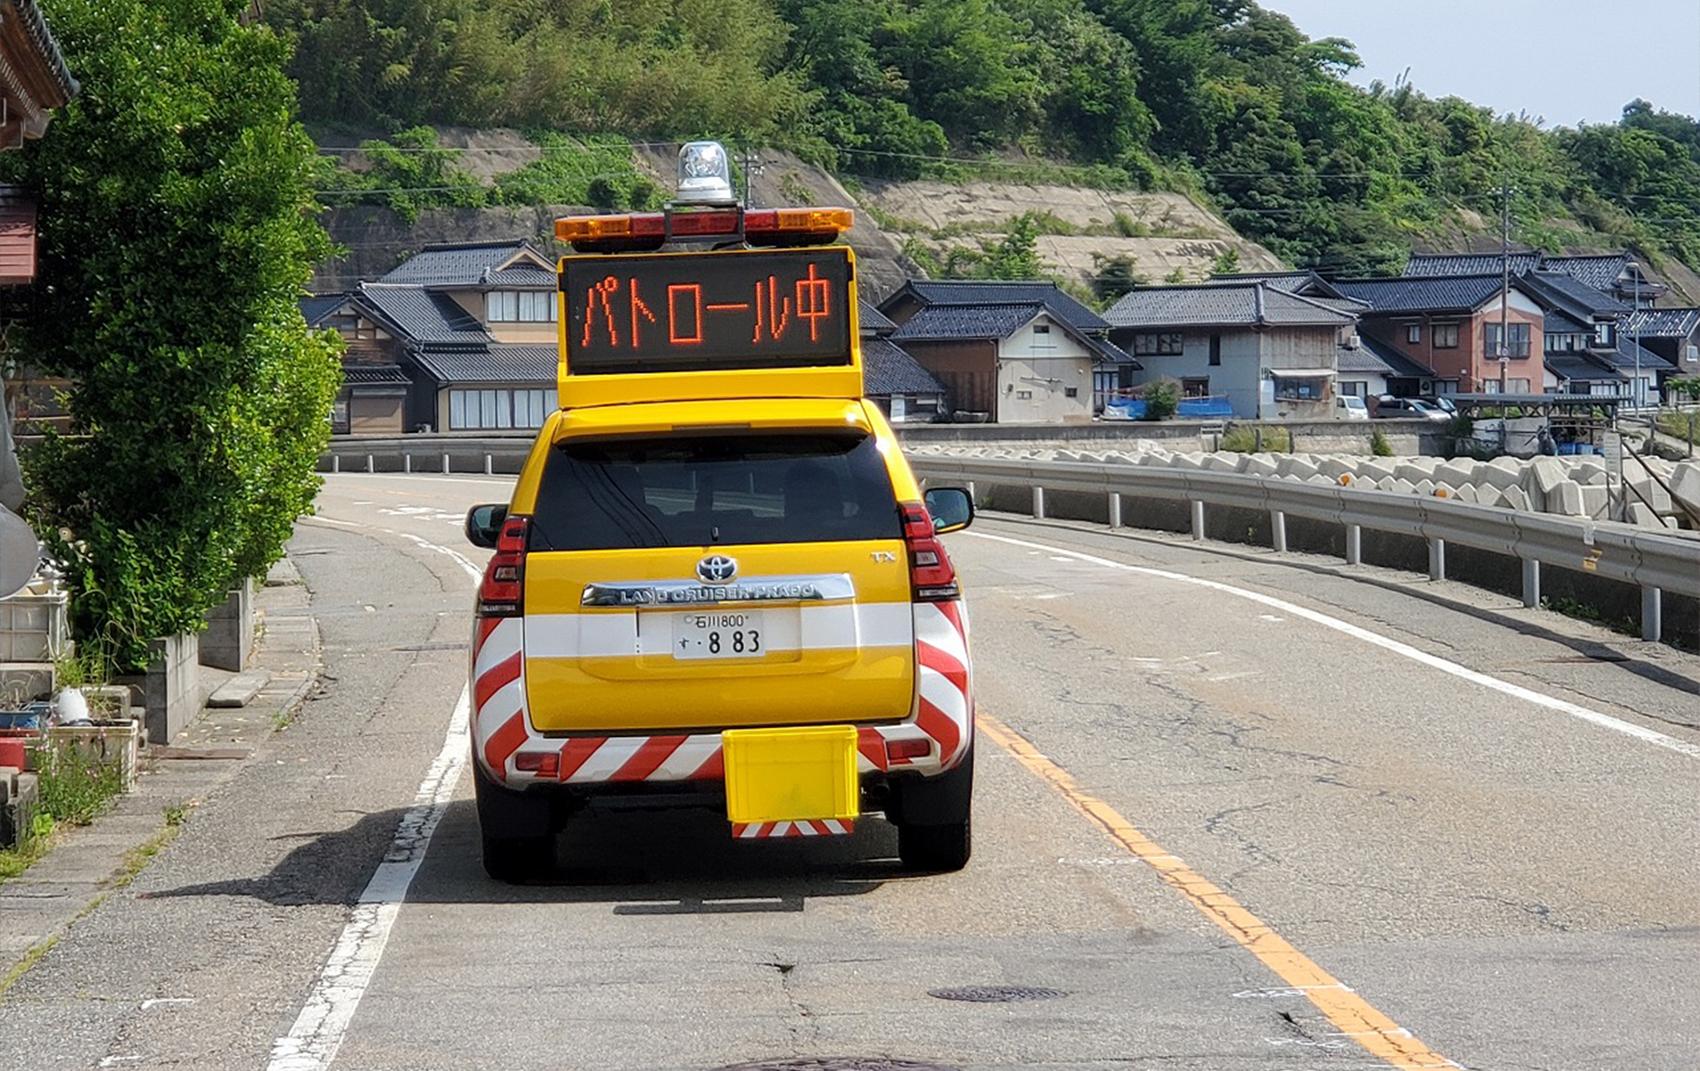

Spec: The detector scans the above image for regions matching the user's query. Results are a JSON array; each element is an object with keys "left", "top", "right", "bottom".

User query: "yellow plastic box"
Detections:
[{"left": 722, "top": 725, "right": 860, "bottom": 825}]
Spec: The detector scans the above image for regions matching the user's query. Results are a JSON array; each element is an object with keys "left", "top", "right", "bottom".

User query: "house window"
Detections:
[
  {"left": 1407, "top": 324, "right": 1421, "bottom": 344},
  {"left": 1015, "top": 389, "right": 1032, "bottom": 400},
  {"left": 1032, "top": 324, "right": 1050, "bottom": 334},
  {"left": 486, "top": 290, "right": 558, "bottom": 323},
  {"left": 1273, "top": 376, "right": 1326, "bottom": 400},
  {"left": 1433, "top": 323, "right": 1459, "bottom": 348},
  {"left": 1339, "top": 380, "right": 1366, "bottom": 397},
  {"left": 1181, "top": 377, "right": 1210, "bottom": 398},
  {"left": 449, "top": 388, "right": 552, "bottom": 430},
  {"left": 1208, "top": 334, "right": 1221, "bottom": 366},
  {"left": 1064, "top": 386, "right": 1078, "bottom": 398},
  {"left": 1132, "top": 332, "right": 1184, "bottom": 356},
  {"left": 1483, "top": 322, "right": 1530, "bottom": 357},
  {"left": 1508, "top": 379, "right": 1530, "bottom": 394}
]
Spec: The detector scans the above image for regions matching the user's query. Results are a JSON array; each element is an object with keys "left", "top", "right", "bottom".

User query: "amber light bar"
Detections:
[{"left": 556, "top": 207, "right": 854, "bottom": 252}]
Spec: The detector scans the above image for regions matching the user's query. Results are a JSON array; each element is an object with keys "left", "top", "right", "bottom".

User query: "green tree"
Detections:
[{"left": 2, "top": 0, "right": 341, "bottom": 672}]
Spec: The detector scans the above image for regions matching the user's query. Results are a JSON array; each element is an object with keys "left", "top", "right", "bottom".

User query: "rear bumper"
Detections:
[{"left": 468, "top": 601, "right": 973, "bottom": 792}]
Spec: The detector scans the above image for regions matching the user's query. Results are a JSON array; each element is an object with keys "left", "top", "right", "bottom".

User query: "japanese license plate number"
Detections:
[{"left": 672, "top": 611, "right": 764, "bottom": 660}]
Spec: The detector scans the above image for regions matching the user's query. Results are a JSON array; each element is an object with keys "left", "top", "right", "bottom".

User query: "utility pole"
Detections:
[
  {"left": 1630, "top": 260, "right": 1642, "bottom": 411},
  {"left": 1498, "top": 177, "right": 1510, "bottom": 395}
]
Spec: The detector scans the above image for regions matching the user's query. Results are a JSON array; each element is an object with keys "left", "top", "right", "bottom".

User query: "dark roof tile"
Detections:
[
  {"left": 862, "top": 339, "right": 944, "bottom": 396},
  {"left": 411, "top": 343, "right": 557, "bottom": 384},
  {"left": 1404, "top": 252, "right": 1542, "bottom": 276},
  {"left": 890, "top": 303, "right": 1042, "bottom": 341},
  {"left": 1103, "top": 283, "right": 1356, "bottom": 327},
  {"left": 356, "top": 284, "right": 488, "bottom": 344},
  {"left": 1523, "top": 270, "right": 1629, "bottom": 315},
  {"left": 1546, "top": 353, "right": 1625, "bottom": 382},
  {"left": 858, "top": 299, "right": 896, "bottom": 334},
  {"left": 1626, "top": 307, "right": 1700, "bottom": 337},
  {"left": 1358, "top": 334, "right": 1436, "bottom": 378},
  {"left": 380, "top": 241, "right": 548, "bottom": 285},
  {"left": 340, "top": 364, "right": 411, "bottom": 385},
  {"left": 1544, "top": 308, "right": 1591, "bottom": 334},
  {"left": 1331, "top": 274, "right": 1518, "bottom": 314},
  {"left": 300, "top": 293, "right": 347, "bottom": 327},
  {"left": 884, "top": 279, "right": 1106, "bottom": 330}
]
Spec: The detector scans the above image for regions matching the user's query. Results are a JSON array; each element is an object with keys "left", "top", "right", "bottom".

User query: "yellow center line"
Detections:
[{"left": 977, "top": 711, "right": 1458, "bottom": 1070}]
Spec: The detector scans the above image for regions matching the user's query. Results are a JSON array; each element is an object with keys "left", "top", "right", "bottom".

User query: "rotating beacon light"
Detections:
[{"left": 675, "top": 141, "right": 737, "bottom": 206}]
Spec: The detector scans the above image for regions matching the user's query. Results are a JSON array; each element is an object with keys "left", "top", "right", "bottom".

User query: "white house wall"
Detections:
[{"left": 996, "top": 318, "right": 1094, "bottom": 422}]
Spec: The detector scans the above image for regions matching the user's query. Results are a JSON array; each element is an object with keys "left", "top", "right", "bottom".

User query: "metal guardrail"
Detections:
[
  {"left": 320, "top": 434, "right": 534, "bottom": 476},
  {"left": 909, "top": 456, "right": 1700, "bottom": 643}
]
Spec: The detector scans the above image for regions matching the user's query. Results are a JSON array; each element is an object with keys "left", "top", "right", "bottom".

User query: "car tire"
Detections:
[
  {"left": 898, "top": 815, "right": 971, "bottom": 872},
  {"left": 892, "top": 746, "right": 974, "bottom": 872},
  {"left": 473, "top": 756, "right": 556, "bottom": 883}
]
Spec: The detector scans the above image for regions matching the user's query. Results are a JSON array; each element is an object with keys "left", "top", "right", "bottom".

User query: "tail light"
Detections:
[
  {"left": 476, "top": 515, "right": 530, "bottom": 618},
  {"left": 902, "top": 503, "right": 959, "bottom": 602}
]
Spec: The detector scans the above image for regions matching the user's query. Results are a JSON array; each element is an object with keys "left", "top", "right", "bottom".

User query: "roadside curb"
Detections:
[{"left": 0, "top": 554, "right": 323, "bottom": 989}]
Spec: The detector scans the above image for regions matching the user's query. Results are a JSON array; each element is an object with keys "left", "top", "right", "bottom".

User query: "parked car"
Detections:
[
  {"left": 1373, "top": 395, "right": 1451, "bottom": 422},
  {"left": 1334, "top": 395, "right": 1369, "bottom": 420}
]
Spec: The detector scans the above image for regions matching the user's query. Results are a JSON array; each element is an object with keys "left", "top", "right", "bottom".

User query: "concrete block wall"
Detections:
[
  {"left": 116, "top": 632, "right": 199, "bottom": 745},
  {"left": 910, "top": 441, "right": 1700, "bottom": 533},
  {"left": 200, "top": 578, "right": 254, "bottom": 672}
]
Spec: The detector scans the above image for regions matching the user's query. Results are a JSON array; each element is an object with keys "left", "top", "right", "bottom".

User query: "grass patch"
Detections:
[
  {"left": 1221, "top": 425, "right": 1292, "bottom": 452},
  {"left": 1657, "top": 410, "right": 1699, "bottom": 445},
  {"left": 0, "top": 933, "right": 59, "bottom": 996},
  {"left": 1541, "top": 596, "right": 1639, "bottom": 637},
  {"left": 109, "top": 803, "right": 193, "bottom": 890}
]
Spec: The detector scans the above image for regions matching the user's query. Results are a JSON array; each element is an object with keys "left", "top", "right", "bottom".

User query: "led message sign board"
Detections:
[{"left": 561, "top": 248, "right": 853, "bottom": 375}]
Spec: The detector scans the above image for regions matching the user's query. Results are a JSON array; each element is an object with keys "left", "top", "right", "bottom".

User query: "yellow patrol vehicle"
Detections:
[{"left": 464, "top": 142, "right": 976, "bottom": 882}]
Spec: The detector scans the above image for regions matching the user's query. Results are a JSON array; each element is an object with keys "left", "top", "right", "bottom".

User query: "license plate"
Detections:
[{"left": 672, "top": 610, "right": 764, "bottom": 660}]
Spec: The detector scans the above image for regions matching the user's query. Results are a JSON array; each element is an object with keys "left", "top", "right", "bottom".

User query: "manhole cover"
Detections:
[
  {"left": 716, "top": 1061, "right": 959, "bottom": 1071},
  {"left": 928, "top": 985, "right": 1067, "bottom": 1003}
]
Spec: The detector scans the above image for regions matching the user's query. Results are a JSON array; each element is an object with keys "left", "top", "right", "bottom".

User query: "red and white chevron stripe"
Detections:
[
  {"left": 732, "top": 819, "right": 855, "bottom": 839},
  {"left": 470, "top": 600, "right": 974, "bottom": 787}
]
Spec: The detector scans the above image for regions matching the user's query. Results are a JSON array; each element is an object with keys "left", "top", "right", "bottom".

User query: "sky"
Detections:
[{"left": 1264, "top": 0, "right": 1700, "bottom": 128}]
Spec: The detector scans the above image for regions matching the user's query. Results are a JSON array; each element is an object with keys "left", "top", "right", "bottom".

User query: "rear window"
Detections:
[{"left": 529, "top": 432, "right": 902, "bottom": 551}]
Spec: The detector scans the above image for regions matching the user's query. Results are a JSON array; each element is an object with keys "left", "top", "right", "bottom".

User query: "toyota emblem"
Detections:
[{"left": 696, "top": 554, "right": 738, "bottom": 585}]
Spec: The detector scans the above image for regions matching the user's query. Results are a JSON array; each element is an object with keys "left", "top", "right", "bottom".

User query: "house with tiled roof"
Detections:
[
  {"left": 1518, "top": 270, "right": 1673, "bottom": 403},
  {"left": 1403, "top": 250, "right": 1667, "bottom": 306},
  {"left": 306, "top": 241, "right": 559, "bottom": 434},
  {"left": 1101, "top": 282, "right": 1358, "bottom": 419},
  {"left": 1337, "top": 335, "right": 1436, "bottom": 401},
  {"left": 1331, "top": 274, "right": 1549, "bottom": 397},
  {"left": 1625, "top": 307, "right": 1700, "bottom": 378},
  {"left": 879, "top": 280, "right": 1137, "bottom": 423},
  {"left": 856, "top": 300, "right": 946, "bottom": 422}
]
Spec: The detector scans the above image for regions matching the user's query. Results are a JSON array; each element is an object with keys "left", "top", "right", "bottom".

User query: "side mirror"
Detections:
[
  {"left": 465, "top": 503, "right": 509, "bottom": 549},
  {"left": 924, "top": 487, "right": 973, "bottom": 534}
]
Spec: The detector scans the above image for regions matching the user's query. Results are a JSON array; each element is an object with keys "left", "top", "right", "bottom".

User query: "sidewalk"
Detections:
[{"left": 0, "top": 556, "right": 321, "bottom": 982}]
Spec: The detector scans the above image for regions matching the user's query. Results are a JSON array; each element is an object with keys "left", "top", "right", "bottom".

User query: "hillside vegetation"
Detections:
[{"left": 270, "top": 0, "right": 1700, "bottom": 281}]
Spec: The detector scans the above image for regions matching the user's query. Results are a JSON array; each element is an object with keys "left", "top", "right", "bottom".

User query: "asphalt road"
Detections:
[{"left": 2, "top": 471, "right": 1696, "bottom": 1071}]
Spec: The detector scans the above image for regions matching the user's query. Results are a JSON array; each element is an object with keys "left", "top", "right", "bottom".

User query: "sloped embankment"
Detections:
[{"left": 313, "top": 133, "right": 1283, "bottom": 300}]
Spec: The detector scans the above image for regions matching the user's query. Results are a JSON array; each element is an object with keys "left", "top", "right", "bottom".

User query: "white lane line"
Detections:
[
  {"left": 268, "top": 513, "right": 482, "bottom": 1071},
  {"left": 969, "top": 530, "right": 1700, "bottom": 762},
  {"left": 266, "top": 687, "right": 469, "bottom": 1071},
  {"left": 304, "top": 517, "right": 485, "bottom": 581}
]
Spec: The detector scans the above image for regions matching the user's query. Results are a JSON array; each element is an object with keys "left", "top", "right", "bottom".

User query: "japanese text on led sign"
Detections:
[{"left": 561, "top": 249, "right": 853, "bottom": 375}]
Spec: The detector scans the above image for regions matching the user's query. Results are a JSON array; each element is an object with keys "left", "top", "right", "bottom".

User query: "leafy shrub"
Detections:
[
  {"left": 322, "top": 127, "right": 487, "bottom": 223},
  {"left": 490, "top": 133, "right": 650, "bottom": 209},
  {"left": 4, "top": 0, "right": 340, "bottom": 673},
  {"left": 1370, "top": 427, "right": 1394, "bottom": 456},
  {"left": 1141, "top": 380, "right": 1179, "bottom": 421}
]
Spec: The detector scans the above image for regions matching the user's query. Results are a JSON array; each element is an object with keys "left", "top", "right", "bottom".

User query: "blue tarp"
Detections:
[
  {"left": 1103, "top": 395, "right": 1232, "bottom": 420},
  {"left": 1177, "top": 396, "right": 1234, "bottom": 418}
]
